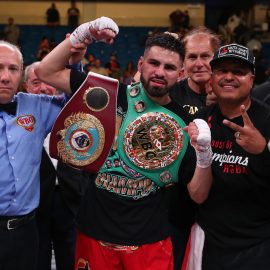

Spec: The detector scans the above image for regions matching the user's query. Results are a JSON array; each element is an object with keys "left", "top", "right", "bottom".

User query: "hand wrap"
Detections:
[
  {"left": 192, "top": 119, "right": 212, "bottom": 168},
  {"left": 70, "top": 16, "right": 119, "bottom": 45}
]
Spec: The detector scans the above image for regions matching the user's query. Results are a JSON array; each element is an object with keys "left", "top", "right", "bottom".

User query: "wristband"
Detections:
[
  {"left": 193, "top": 119, "right": 212, "bottom": 168},
  {"left": 66, "top": 63, "right": 83, "bottom": 72}
]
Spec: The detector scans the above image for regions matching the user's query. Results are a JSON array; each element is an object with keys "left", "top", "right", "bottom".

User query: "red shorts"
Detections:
[{"left": 74, "top": 231, "right": 174, "bottom": 270}]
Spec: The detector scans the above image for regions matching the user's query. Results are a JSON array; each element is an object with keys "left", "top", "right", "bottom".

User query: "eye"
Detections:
[
  {"left": 233, "top": 70, "right": 246, "bottom": 76},
  {"left": 201, "top": 54, "right": 211, "bottom": 60},
  {"left": 214, "top": 68, "right": 226, "bottom": 75},
  {"left": 165, "top": 64, "right": 177, "bottom": 71},
  {"left": 10, "top": 66, "right": 19, "bottom": 72},
  {"left": 148, "top": 60, "right": 159, "bottom": 66},
  {"left": 187, "top": 55, "right": 197, "bottom": 60}
]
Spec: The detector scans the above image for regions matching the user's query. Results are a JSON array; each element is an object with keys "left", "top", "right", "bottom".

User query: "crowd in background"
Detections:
[{"left": 1, "top": 4, "right": 270, "bottom": 270}]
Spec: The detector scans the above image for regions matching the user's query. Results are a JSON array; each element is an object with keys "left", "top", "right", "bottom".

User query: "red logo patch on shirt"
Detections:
[{"left": 16, "top": 115, "right": 36, "bottom": 132}]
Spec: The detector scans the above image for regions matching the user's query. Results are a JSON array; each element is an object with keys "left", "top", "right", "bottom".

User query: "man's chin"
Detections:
[{"left": 0, "top": 95, "right": 13, "bottom": 104}]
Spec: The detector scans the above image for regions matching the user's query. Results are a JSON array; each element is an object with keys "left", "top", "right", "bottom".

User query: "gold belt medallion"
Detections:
[
  {"left": 56, "top": 112, "right": 105, "bottom": 166},
  {"left": 123, "top": 112, "right": 184, "bottom": 170}
]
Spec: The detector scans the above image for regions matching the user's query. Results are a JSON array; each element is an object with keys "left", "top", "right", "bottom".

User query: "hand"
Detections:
[
  {"left": 89, "top": 16, "right": 119, "bottom": 44},
  {"left": 184, "top": 119, "right": 212, "bottom": 168},
  {"left": 65, "top": 33, "right": 89, "bottom": 64},
  {"left": 223, "top": 105, "right": 266, "bottom": 154},
  {"left": 89, "top": 28, "right": 117, "bottom": 44},
  {"left": 70, "top": 16, "right": 119, "bottom": 46}
]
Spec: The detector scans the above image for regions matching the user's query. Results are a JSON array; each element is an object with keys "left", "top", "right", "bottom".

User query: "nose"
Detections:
[
  {"left": 0, "top": 68, "right": 11, "bottom": 84},
  {"left": 39, "top": 82, "right": 50, "bottom": 94},
  {"left": 194, "top": 57, "right": 204, "bottom": 67},
  {"left": 154, "top": 66, "right": 165, "bottom": 77},
  {"left": 224, "top": 71, "right": 234, "bottom": 81}
]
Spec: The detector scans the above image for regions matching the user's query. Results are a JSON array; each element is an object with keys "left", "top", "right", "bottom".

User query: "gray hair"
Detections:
[
  {"left": 0, "top": 40, "right": 24, "bottom": 71},
  {"left": 24, "top": 61, "right": 40, "bottom": 82}
]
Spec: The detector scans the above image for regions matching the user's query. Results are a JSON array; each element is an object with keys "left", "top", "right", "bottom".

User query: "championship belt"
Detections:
[
  {"left": 117, "top": 82, "right": 188, "bottom": 187},
  {"left": 49, "top": 72, "right": 119, "bottom": 173}
]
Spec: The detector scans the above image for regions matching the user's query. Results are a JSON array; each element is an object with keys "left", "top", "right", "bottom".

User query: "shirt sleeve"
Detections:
[{"left": 70, "top": 69, "right": 87, "bottom": 94}]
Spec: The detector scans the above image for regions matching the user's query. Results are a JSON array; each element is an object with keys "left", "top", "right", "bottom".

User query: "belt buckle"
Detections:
[{"left": 7, "top": 218, "right": 17, "bottom": 230}]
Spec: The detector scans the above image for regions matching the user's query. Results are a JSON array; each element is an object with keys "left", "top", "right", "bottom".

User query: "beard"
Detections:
[{"left": 140, "top": 73, "right": 176, "bottom": 98}]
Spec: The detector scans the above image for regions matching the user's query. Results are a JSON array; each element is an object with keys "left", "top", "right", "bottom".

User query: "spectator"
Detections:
[
  {"left": 105, "top": 54, "right": 121, "bottom": 79},
  {"left": 183, "top": 10, "right": 190, "bottom": 30},
  {"left": 67, "top": 1, "right": 80, "bottom": 29},
  {"left": 169, "top": 9, "right": 184, "bottom": 33},
  {"left": 3, "top": 17, "right": 20, "bottom": 46},
  {"left": 36, "top": 36, "right": 51, "bottom": 61},
  {"left": 90, "top": 58, "right": 109, "bottom": 76},
  {"left": 121, "top": 61, "right": 137, "bottom": 85},
  {"left": 83, "top": 53, "right": 95, "bottom": 73},
  {"left": 46, "top": 2, "right": 60, "bottom": 27}
]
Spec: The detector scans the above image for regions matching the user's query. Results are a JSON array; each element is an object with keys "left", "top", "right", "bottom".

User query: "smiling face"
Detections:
[
  {"left": 138, "top": 46, "right": 183, "bottom": 102},
  {"left": 25, "top": 65, "right": 56, "bottom": 95},
  {"left": 211, "top": 58, "right": 254, "bottom": 105},
  {"left": 184, "top": 34, "right": 215, "bottom": 92},
  {"left": 0, "top": 44, "right": 22, "bottom": 104}
]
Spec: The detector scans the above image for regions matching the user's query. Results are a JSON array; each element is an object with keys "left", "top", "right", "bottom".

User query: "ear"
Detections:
[
  {"left": 137, "top": 56, "right": 144, "bottom": 72},
  {"left": 249, "top": 74, "right": 255, "bottom": 88},
  {"left": 133, "top": 71, "right": 141, "bottom": 83},
  {"left": 22, "top": 82, "right": 28, "bottom": 92},
  {"left": 177, "top": 67, "right": 185, "bottom": 82}
]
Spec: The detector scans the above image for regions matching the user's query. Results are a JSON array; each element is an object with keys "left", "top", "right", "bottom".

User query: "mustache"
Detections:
[
  {"left": 150, "top": 76, "right": 167, "bottom": 84},
  {"left": 219, "top": 79, "right": 239, "bottom": 88}
]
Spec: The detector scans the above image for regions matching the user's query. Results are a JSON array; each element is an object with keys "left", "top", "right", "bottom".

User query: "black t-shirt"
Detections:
[
  {"left": 168, "top": 78, "right": 209, "bottom": 230},
  {"left": 71, "top": 70, "right": 196, "bottom": 245},
  {"left": 170, "top": 78, "right": 207, "bottom": 116},
  {"left": 197, "top": 99, "right": 270, "bottom": 250}
]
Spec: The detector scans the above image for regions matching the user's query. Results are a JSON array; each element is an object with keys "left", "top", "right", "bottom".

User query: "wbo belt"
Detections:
[
  {"left": 50, "top": 72, "right": 119, "bottom": 173},
  {"left": 0, "top": 211, "right": 35, "bottom": 231}
]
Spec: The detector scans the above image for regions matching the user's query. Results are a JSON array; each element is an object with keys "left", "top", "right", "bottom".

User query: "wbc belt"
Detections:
[
  {"left": 117, "top": 82, "right": 188, "bottom": 187},
  {"left": 49, "top": 72, "right": 119, "bottom": 173}
]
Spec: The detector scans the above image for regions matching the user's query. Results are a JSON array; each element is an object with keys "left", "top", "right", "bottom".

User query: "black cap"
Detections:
[{"left": 210, "top": 43, "right": 255, "bottom": 74}]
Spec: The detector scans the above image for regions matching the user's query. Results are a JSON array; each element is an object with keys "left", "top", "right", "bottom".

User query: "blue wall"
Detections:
[{"left": 0, "top": 25, "right": 166, "bottom": 68}]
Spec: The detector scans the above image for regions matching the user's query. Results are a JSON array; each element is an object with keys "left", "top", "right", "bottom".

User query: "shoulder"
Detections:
[
  {"left": 252, "top": 80, "right": 270, "bottom": 100},
  {"left": 171, "top": 78, "right": 188, "bottom": 93},
  {"left": 166, "top": 99, "right": 192, "bottom": 124},
  {"left": 195, "top": 104, "right": 216, "bottom": 119},
  {"left": 16, "top": 92, "right": 40, "bottom": 101},
  {"left": 251, "top": 97, "right": 270, "bottom": 113}
]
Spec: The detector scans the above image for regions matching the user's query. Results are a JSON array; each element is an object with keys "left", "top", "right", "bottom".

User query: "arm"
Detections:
[
  {"left": 35, "top": 17, "right": 119, "bottom": 94},
  {"left": 184, "top": 119, "right": 213, "bottom": 204},
  {"left": 187, "top": 163, "right": 212, "bottom": 204}
]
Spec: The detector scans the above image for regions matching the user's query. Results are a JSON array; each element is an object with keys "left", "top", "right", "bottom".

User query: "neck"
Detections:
[
  {"left": 187, "top": 78, "right": 207, "bottom": 94},
  {"left": 149, "top": 94, "right": 171, "bottom": 106},
  {"left": 219, "top": 97, "right": 251, "bottom": 119}
]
